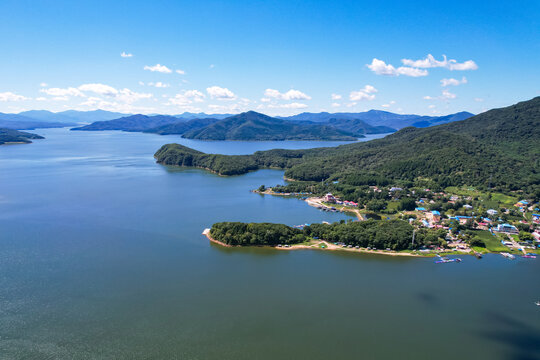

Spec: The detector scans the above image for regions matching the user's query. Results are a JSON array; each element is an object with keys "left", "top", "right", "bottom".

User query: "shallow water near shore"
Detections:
[{"left": 0, "top": 128, "right": 539, "bottom": 360}]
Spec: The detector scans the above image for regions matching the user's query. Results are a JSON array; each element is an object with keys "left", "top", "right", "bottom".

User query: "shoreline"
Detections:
[{"left": 202, "top": 229, "right": 427, "bottom": 257}]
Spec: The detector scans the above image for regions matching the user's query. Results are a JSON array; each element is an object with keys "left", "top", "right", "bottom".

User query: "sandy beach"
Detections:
[{"left": 203, "top": 229, "right": 423, "bottom": 256}]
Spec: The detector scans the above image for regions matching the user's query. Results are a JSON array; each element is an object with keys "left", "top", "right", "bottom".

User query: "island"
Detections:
[
  {"left": 0, "top": 128, "right": 44, "bottom": 145},
  {"left": 158, "top": 97, "right": 540, "bottom": 257}
]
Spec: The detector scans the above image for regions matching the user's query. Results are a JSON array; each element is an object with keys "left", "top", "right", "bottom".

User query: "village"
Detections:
[{"left": 254, "top": 185, "right": 540, "bottom": 258}]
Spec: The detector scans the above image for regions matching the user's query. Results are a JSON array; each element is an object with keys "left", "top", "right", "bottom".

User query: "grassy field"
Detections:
[
  {"left": 471, "top": 230, "right": 509, "bottom": 252},
  {"left": 491, "top": 192, "right": 518, "bottom": 205},
  {"left": 445, "top": 186, "right": 518, "bottom": 207}
]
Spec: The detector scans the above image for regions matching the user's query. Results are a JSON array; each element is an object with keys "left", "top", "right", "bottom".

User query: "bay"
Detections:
[{"left": 0, "top": 128, "right": 538, "bottom": 359}]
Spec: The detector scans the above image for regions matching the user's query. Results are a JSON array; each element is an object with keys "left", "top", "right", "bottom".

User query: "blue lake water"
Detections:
[{"left": 0, "top": 128, "right": 538, "bottom": 359}]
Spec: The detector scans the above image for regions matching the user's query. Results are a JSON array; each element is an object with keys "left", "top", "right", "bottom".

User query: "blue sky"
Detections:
[{"left": 0, "top": 0, "right": 538, "bottom": 116}]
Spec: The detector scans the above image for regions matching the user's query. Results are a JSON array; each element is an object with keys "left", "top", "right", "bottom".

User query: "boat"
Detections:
[
  {"left": 522, "top": 254, "right": 537, "bottom": 259},
  {"left": 535, "top": 301, "right": 540, "bottom": 306},
  {"left": 435, "top": 255, "right": 462, "bottom": 264},
  {"left": 474, "top": 251, "right": 483, "bottom": 259},
  {"left": 501, "top": 252, "right": 515, "bottom": 260}
]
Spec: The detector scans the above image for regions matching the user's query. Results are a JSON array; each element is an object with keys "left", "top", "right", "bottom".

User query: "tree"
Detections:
[
  {"left": 519, "top": 231, "right": 534, "bottom": 241},
  {"left": 469, "top": 237, "right": 486, "bottom": 247},
  {"left": 258, "top": 184, "right": 266, "bottom": 192},
  {"left": 366, "top": 199, "right": 386, "bottom": 212},
  {"left": 398, "top": 197, "right": 416, "bottom": 211}
]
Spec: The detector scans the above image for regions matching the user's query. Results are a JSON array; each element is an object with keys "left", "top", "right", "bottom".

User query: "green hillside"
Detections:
[
  {"left": 155, "top": 97, "right": 540, "bottom": 194},
  {"left": 182, "top": 111, "right": 358, "bottom": 141},
  {"left": 0, "top": 128, "right": 44, "bottom": 145}
]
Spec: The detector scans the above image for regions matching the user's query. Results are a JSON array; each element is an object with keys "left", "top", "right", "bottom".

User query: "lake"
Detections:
[{"left": 0, "top": 128, "right": 539, "bottom": 360}]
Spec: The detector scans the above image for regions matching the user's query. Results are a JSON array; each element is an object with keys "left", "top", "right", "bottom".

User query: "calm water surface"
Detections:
[{"left": 0, "top": 128, "right": 538, "bottom": 360}]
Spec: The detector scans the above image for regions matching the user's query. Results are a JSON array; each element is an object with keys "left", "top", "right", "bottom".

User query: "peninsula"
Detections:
[{"left": 158, "top": 97, "right": 540, "bottom": 257}]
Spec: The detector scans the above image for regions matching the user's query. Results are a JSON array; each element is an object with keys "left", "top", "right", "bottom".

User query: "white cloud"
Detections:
[
  {"left": 331, "top": 102, "right": 341, "bottom": 107},
  {"left": 144, "top": 64, "right": 172, "bottom": 73},
  {"left": 121, "top": 52, "right": 133, "bottom": 58},
  {"left": 423, "top": 95, "right": 435, "bottom": 100},
  {"left": 209, "top": 64, "right": 215, "bottom": 69},
  {"left": 349, "top": 85, "right": 378, "bottom": 101},
  {"left": 428, "top": 104, "right": 436, "bottom": 109},
  {"left": 441, "top": 89, "right": 457, "bottom": 99},
  {"left": 401, "top": 54, "right": 478, "bottom": 71},
  {"left": 367, "top": 58, "right": 428, "bottom": 77},
  {"left": 264, "top": 89, "right": 311, "bottom": 100},
  {"left": 36, "top": 97, "right": 47, "bottom": 101},
  {"left": 474, "top": 97, "right": 484, "bottom": 102},
  {"left": 441, "top": 77, "right": 467, "bottom": 87},
  {"left": 267, "top": 102, "right": 308, "bottom": 109},
  {"left": 206, "top": 86, "right": 236, "bottom": 100},
  {"left": 116, "top": 88, "right": 153, "bottom": 103},
  {"left": 175, "top": 69, "right": 185, "bottom": 75},
  {"left": 148, "top": 82, "right": 170, "bottom": 88},
  {"left": 40, "top": 82, "right": 48, "bottom": 87},
  {"left": 0, "top": 92, "right": 29, "bottom": 102},
  {"left": 79, "top": 83, "right": 118, "bottom": 96},
  {"left": 331, "top": 93, "right": 342, "bottom": 100},
  {"left": 260, "top": 97, "right": 271, "bottom": 103},
  {"left": 382, "top": 100, "right": 396, "bottom": 108},
  {"left": 41, "top": 87, "right": 85, "bottom": 97},
  {"left": 167, "top": 90, "right": 205, "bottom": 106}
]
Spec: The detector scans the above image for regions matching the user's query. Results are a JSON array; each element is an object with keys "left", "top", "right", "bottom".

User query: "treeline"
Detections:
[
  {"left": 210, "top": 222, "right": 306, "bottom": 246},
  {"left": 210, "top": 220, "right": 447, "bottom": 250}
]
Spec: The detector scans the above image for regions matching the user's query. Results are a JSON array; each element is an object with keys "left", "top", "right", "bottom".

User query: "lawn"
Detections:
[
  {"left": 491, "top": 192, "right": 518, "bottom": 206},
  {"left": 471, "top": 230, "right": 509, "bottom": 252}
]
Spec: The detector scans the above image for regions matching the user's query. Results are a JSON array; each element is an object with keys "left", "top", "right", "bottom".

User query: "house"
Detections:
[
  {"left": 415, "top": 207, "right": 427, "bottom": 212},
  {"left": 324, "top": 193, "right": 336, "bottom": 203},
  {"left": 463, "top": 204, "right": 473, "bottom": 209},
  {"left": 477, "top": 222, "right": 489, "bottom": 230},
  {"left": 532, "top": 214, "right": 540, "bottom": 224},
  {"left": 487, "top": 209, "right": 498, "bottom": 216},
  {"left": 494, "top": 223, "right": 519, "bottom": 234},
  {"left": 426, "top": 210, "right": 441, "bottom": 223},
  {"left": 390, "top": 187, "right": 403, "bottom": 192},
  {"left": 515, "top": 200, "right": 529, "bottom": 211},
  {"left": 449, "top": 215, "right": 473, "bottom": 225}
]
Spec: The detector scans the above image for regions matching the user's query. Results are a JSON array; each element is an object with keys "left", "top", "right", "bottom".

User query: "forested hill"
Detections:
[
  {"left": 0, "top": 128, "right": 44, "bottom": 145},
  {"left": 71, "top": 114, "right": 181, "bottom": 132},
  {"left": 144, "top": 118, "right": 220, "bottom": 135},
  {"left": 155, "top": 97, "right": 540, "bottom": 194},
  {"left": 325, "top": 118, "right": 395, "bottom": 135},
  {"left": 182, "top": 111, "right": 358, "bottom": 141}
]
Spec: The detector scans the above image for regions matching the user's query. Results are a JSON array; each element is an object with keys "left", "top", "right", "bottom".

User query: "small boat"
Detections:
[
  {"left": 522, "top": 254, "right": 537, "bottom": 259},
  {"left": 501, "top": 252, "right": 515, "bottom": 260},
  {"left": 474, "top": 251, "right": 483, "bottom": 259},
  {"left": 435, "top": 255, "right": 462, "bottom": 264},
  {"left": 535, "top": 301, "right": 540, "bottom": 306}
]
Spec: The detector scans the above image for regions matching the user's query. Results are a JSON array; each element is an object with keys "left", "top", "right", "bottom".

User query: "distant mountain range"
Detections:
[
  {"left": 71, "top": 114, "right": 182, "bottom": 132},
  {"left": 17, "top": 109, "right": 129, "bottom": 123},
  {"left": 173, "top": 112, "right": 232, "bottom": 120},
  {"left": 0, "top": 128, "right": 44, "bottom": 145},
  {"left": 0, "top": 113, "right": 70, "bottom": 130},
  {"left": 279, "top": 110, "right": 474, "bottom": 129},
  {"left": 68, "top": 109, "right": 476, "bottom": 141},
  {"left": 0, "top": 109, "right": 475, "bottom": 141}
]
